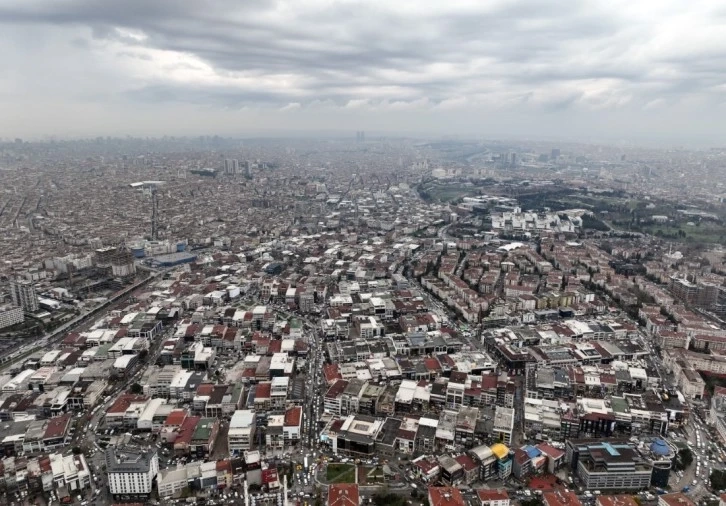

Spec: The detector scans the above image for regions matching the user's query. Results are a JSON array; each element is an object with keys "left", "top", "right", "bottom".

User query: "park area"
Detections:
[{"left": 326, "top": 463, "right": 356, "bottom": 484}]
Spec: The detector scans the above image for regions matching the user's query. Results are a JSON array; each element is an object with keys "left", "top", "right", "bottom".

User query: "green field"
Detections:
[
  {"left": 326, "top": 463, "right": 356, "bottom": 484},
  {"left": 418, "top": 183, "right": 478, "bottom": 202},
  {"left": 638, "top": 221, "right": 726, "bottom": 244}
]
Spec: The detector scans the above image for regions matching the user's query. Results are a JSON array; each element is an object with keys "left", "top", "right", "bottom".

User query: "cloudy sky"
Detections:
[{"left": 2, "top": 0, "right": 726, "bottom": 142}]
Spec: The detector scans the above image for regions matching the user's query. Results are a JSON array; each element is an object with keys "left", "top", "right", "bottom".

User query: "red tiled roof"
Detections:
[
  {"left": 175, "top": 416, "right": 201, "bottom": 445},
  {"left": 164, "top": 409, "right": 187, "bottom": 427},
  {"left": 268, "top": 340, "right": 282, "bottom": 354},
  {"left": 325, "top": 379, "right": 349, "bottom": 399},
  {"left": 223, "top": 328, "right": 237, "bottom": 341},
  {"left": 38, "top": 456, "right": 52, "bottom": 473},
  {"left": 429, "top": 487, "right": 465, "bottom": 506},
  {"left": 596, "top": 495, "right": 638, "bottom": 506},
  {"left": 657, "top": 494, "right": 695, "bottom": 506},
  {"left": 536, "top": 443, "right": 565, "bottom": 460},
  {"left": 107, "top": 394, "right": 148, "bottom": 414},
  {"left": 413, "top": 457, "right": 438, "bottom": 474},
  {"left": 255, "top": 382, "right": 272, "bottom": 399},
  {"left": 454, "top": 454, "right": 478, "bottom": 472},
  {"left": 424, "top": 358, "right": 442, "bottom": 372},
  {"left": 284, "top": 406, "right": 302, "bottom": 427},
  {"left": 323, "top": 364, "right": 343, "bottom": 384},
  {"left": 328, "top": 484, "right": 359, "bottom": 506},
  {"left": 544, "top": 490, "right": 582, "bottom": 506},
  {"left": 61, "top": 332, "right": 81, "bottom": 345},
  {"left": 480, "top": 373, "right": 498, "bottom": 390},
  {"left": 43, "top": 413, "right": 72, "bottom": 440},
  {"left": 196, "top": 383, "right": 215, "bottom": 396},
  {"left": 185, "top": 324, "right": 201, "bottom": 337},
  {"left": 477, "top": 489, "right": 509, "bottom": 503},
  {"left": 397, "top": 429, "right": 416, "bottom": 440}
]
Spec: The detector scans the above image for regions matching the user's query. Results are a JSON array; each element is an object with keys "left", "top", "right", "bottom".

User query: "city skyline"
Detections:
[{"left": 1, "top": 0, "right": 726, "bottom": 144}]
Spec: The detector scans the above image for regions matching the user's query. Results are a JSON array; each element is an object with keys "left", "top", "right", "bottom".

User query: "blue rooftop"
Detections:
[
  {"left": 650, "top": 439, "right": 670, "bottom": 456},
  {"left": 524, "top": 446, "right": 542, "bottom": 459},
  {"left": 601, "top": 442, "right": 620, "bottom": 456}
]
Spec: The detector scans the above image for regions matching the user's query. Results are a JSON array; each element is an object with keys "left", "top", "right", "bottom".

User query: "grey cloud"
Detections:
[{"left": 0, "top": 0, "right": 725, "bottom": 139}]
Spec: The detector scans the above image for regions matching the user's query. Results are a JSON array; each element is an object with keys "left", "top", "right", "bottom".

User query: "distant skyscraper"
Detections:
[
  {"left": 10, "top": 280, "right": 38, "bottom": 312},
  {"left": 224, "top": 159, "right": 239, "bottom": 174},
  {"left": 356, "top": 131, "right": 365, "bottom": 143},
  {"left": 551, "top": 148, "right": 561, "bottom": 160}
]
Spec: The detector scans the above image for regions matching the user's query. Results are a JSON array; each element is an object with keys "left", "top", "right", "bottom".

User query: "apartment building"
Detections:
[
  {"left": 106, "top": 446, "right": 159, "bottom": 500},
  {"left": 0, "top": 304, "right": 23, "bottom": 330},
  {"left": 10, "top": 280, "right": 39, "bottom": 312},
  {"left": 228, "top": 410, "right": 256, "bottom": 456}
]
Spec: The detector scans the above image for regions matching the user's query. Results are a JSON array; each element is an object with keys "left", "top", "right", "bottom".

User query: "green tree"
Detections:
[
  {"left": 710, "top": 468, "right": 726, "bottom": 490},
  {"left": 129, "top": 383, "right": 143, "bottom": 394},
  {"left": 675, "top": 448, "right": 693, "bottom": 470}
]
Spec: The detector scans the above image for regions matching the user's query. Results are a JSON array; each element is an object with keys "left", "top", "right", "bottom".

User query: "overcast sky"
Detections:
[{"left": 2, "top": 0, "right": 726, "bottom": 143}]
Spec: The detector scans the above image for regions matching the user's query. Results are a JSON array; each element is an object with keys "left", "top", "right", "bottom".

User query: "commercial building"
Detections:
[
  {"left": 567, "top": 439, "right": 653, "bottom": 490},
  {"left": 49, "top": 453, "right": 92, "bottom": 492},
  {"left": 106, "top": 445, "right": 159, "bottom": 501}
]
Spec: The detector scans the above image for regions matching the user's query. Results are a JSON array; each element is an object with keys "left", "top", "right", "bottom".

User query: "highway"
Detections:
[{"left": 0, "top": 268, "right": 170, "bottom": 370}]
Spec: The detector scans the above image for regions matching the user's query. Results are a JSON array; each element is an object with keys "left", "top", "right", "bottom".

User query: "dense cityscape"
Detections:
[
  {"left": 2, "top": 135, "right": 726, "bottom": 506},
  {"left": 5, "top": 0, "right": 726, "bottom": 505}
]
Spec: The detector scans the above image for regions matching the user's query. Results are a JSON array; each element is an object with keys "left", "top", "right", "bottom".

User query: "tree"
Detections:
[
  {"left": 675, "top": 448, "right": 693, "bottom": 470},
  {"left": 372, "top": 494, "right": 406, "bottom": 506},
  {"left": 710, "top": 468, "right": 726, "bottom": 491},
  {"left": 129, "top": 383, "right": 143, "bottom": 395},
  {"left": 72, "top": 447, "right": 82, "bottom": 455}
]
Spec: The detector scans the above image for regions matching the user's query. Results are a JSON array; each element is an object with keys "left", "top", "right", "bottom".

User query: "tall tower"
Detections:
[
  {"left": 224, "top": 159, "right": 239, "bottom": 174},
  {"left": 151, "top": 188, "right": 159, "bottom": 241},
  {"left": 283, "top": 474, "right": 289, "bottom": 506}
]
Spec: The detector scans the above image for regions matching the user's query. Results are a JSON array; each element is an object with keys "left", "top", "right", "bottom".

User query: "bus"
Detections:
[{"left": 304, "top": 456, "right": 309, "bottom": 470}]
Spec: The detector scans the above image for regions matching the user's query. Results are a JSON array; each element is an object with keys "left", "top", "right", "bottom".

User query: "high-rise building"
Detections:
[
  {"left": 356, "top": 131, "right": 365, "bottom": 143},
  {"left": 10, "top": 280, "right": 38, "bottom": 312},
  {"left": 106, "top": 446, "right": 159, "bottom": 500},
  {"left": 551, "top": 148, "right": 561, "bottom": 160},
  {"left": 224, "top": 159, "right": 239, "bottom": 174}
]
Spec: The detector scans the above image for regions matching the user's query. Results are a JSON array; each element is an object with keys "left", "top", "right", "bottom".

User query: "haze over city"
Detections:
[{"left": 1, "top": 0, "right": 726, "bottom": 143}]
